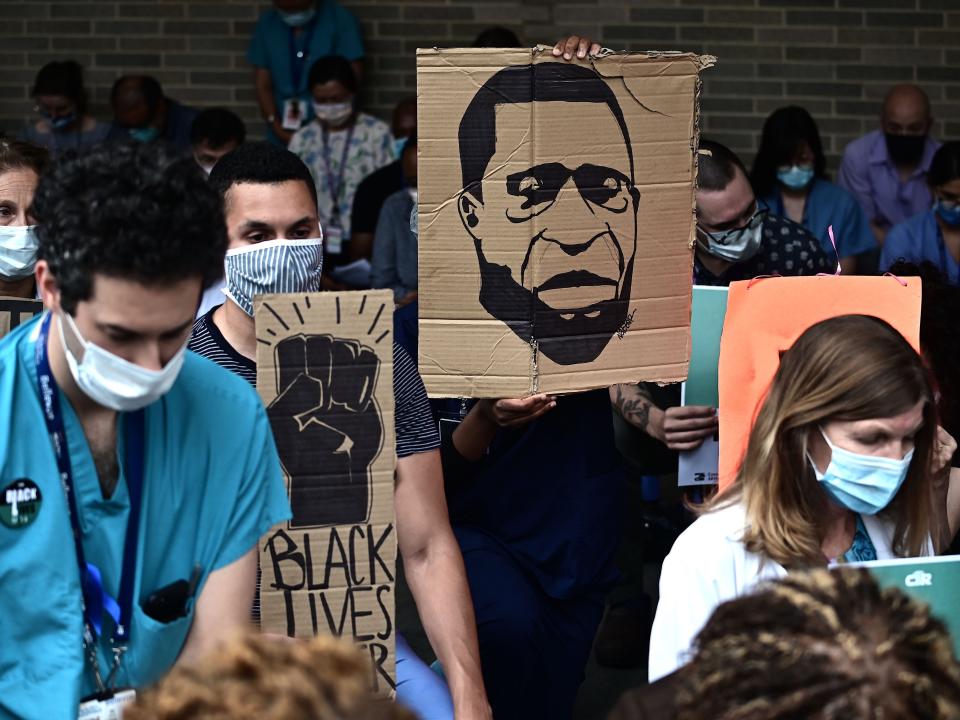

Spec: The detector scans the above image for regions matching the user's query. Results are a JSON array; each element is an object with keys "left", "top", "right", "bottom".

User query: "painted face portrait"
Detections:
[{"left": 457, "top": 63, "right": 639, "bottom": 366}]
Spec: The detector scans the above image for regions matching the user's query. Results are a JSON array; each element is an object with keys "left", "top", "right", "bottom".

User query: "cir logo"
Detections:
[{"left": 904, "top": 569, "right": 933, "bottom": 588}]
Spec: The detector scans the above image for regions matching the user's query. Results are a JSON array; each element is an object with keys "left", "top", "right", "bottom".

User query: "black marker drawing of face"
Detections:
[{"left": 457, "top": 63, "right": 640, "bottom": 366}]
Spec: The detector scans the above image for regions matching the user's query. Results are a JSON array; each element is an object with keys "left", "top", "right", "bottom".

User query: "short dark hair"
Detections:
[
  {"left": 458, "top": 63, "right": 633, "bottom": 202},
  {"left": 307, "top": 55, "right": 358, "bottom": 94},
  {"left": 473, "top": 26, "right": 522, "bottom": 48},
  {"left": 0, "top": 139, "right": 49, "bottom": 178},
  {"left": 927, "top": 141, "right": 960, "bottom": 188},
  {"left": 190, "top": 107, "right": 247, "bottom": 149},
  {"left": 696, "top": 139, "right": 747, "bottom": 192},
  {"left": 208, "top": 141, "right": 318, "bottom": 211},
  {"left": 749, "top": 106, "right": 827, "bottom": 197},
  {"left": 111, "top": 75, "right": 164, "bottom": 114},
  {"left": 33, "top": 143, "right": 227, "bottom": 313},
  {"left": 32, "top": 60, "right": 87, "bottom": 114}
]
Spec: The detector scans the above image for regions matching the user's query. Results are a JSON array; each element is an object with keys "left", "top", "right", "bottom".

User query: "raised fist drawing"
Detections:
[{"left": 267, "top": 334, "right": 383, "bottom": 527}]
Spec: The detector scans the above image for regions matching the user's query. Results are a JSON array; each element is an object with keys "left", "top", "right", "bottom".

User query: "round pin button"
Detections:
[{"left": 0, "top": 479, "right": 42, "bottom": 529}]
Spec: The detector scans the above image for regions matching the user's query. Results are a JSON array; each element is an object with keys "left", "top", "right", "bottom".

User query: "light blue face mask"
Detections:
[
  {"left": 809, "top": 427, "right": 914, "bottom": 516},
  {"left": 128, "top": 126, "right": 160, "bottom": 143},
  {"left": 934, "top": 198, "right": 960, "bottom": 228},
  {"left": 392, "top": 136, "right": 409, "bottom": 159},
  {"left": 777, "top": 165, "right": 815, "bottom": 191},
  {"left": 279, "top": 7, "right": 316, "bottom": 27}
]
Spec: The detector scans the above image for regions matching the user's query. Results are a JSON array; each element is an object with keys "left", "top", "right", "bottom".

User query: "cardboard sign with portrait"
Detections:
[
  {"left": 416, "top": 47, "right": 714, "bottom": 397},
  {"left": 255, "top": 290, "right": 398, "bottom": 694}
]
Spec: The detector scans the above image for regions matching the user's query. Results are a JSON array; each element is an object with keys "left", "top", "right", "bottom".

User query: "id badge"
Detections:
[
  {"left": 324, "top": 224, "right": 343, "bottom": 254},
  {"left": 78, "top": 689, "right": 136, "bottom": 720},
  {"left": 281, "top": 98, "right": 305, "bottom": 131}
]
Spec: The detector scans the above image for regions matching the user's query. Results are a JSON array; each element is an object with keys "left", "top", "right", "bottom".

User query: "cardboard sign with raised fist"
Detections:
[{"left": 255, "top": 290, "right": 397, "bottom": 693}]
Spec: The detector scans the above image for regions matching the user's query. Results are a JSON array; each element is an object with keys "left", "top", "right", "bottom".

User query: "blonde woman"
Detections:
[{"left": 649, "top": 314, "right": 959, "bottom": 681}]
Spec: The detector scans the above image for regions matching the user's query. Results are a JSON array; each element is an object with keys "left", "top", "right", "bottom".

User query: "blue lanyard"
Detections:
[
  {"left": 35, "top": 312, "right": 145, "bottom": 692},
  {"left": 289, "top": 18, "right": 319, "bottom": 94},
  {"left": 321, "top": 124, "right": 354, "bottom": 222}
]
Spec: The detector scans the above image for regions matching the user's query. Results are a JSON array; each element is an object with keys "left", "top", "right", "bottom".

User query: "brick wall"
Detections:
[{"left": 2, "top": 0, "right": 957, "bottom": 170}]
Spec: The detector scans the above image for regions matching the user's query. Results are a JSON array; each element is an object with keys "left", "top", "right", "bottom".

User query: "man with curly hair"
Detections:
[{"left": 0, "top": 143, "right": 290, "bottom": 718}]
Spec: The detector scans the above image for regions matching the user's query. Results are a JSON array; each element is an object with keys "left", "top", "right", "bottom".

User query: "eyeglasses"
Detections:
[{"left": 698, "top": 203, "right": 768, "bottom": 244}]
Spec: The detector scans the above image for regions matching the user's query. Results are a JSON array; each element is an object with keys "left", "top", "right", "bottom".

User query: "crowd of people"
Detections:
[{"left": 1, "top": 2, "right": 960, "bottom": 719}]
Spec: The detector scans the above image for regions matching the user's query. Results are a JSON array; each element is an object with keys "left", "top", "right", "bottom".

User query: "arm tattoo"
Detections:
[{"left": 612, "top": 383, "right": 655, "bottom": 432}]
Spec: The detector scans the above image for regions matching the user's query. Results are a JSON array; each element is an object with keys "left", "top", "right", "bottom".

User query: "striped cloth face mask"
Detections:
[{"left": 224, "top": 237, "right": 323, "bottom": 316}]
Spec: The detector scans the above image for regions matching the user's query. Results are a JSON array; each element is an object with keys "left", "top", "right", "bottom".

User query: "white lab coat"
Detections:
[{"left": 647, "top": 501, "right": 931, "bottom": 682}]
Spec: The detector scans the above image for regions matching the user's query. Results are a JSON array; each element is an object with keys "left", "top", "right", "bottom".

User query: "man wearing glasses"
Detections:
[
  {"left": 612, "top": 139, "right": 832, "bottom": 453},
  {"left": 693, "top": 139, "right": 832, "bottom": 287}
]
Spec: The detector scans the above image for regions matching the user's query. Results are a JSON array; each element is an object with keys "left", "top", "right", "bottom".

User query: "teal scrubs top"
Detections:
[
  {"left": 761, "top": 178, "right": 875, "bottom": 262},
  {"left": 0, "top": 315, "right": 291, "bottom": 719},
  {"left": 246, "top": 0, "right": 364, "bottom": 144}
]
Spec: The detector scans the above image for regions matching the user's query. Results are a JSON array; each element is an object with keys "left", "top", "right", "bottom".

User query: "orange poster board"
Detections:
[{"left": 717, "top": 275, "right": 922, "bottom": 490}]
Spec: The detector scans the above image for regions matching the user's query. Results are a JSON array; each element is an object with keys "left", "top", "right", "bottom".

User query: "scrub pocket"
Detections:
[{"left": 124, "top": 604, "right": 194, "bottom": 687}]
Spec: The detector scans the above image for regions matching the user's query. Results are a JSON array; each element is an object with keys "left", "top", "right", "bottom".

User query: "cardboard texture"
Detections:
[
  {"left": 717, "top": 276, "right": 922, "bottom": 490},
  {"left": 0, "top": 297, "right": 42, "bottom": 338},
  {"left": 678, "top": 286, "right": 727, "bottom": 486},
  {"left": 255, "top": 290, "right": 397, "bottom": 693},
  {"left": 416, "top": 47, "right": 714, "bottom": 397}
]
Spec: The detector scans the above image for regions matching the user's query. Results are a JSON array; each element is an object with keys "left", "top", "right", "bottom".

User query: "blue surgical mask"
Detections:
[
  {"left": 44, "top": 112, "right": 76, "bottom": 131},
  {"left": 777, "top": 165, "right": 815, "bottom": 191},
  {"left": 279, "top": 7, "right": 316, "bottom": 27},
  {"left": 393, "top": 136, "right": 408, "bottom": 158},
  {"left": 934, "top": 198, "right": 960, "bottom": 228},
  {"left": 809, "top": 427, "right": 913, "bottom": 516},
  {"left": 128, "top": 126, "right": 160, "bottom": 143}
]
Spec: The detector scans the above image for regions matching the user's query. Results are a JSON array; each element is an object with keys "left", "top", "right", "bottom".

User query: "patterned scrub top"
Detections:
[{"left": 287, "top": 112, "right": 395, "bottom": 250}]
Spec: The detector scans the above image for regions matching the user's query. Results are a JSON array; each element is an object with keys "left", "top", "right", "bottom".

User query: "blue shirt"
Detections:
[
  {"left": 0, "top": 315, "right": 290, "bottom": 719},
  {"left": 837, "top": 129, "right": 941, "bottom": 230},
  {"left": 247, "top": 0, "right": 364, "bottom": 142},
  {"left": 761, "top": 178, "right": 875, "bottom": 262},
  {"left": 371, "top": 189, "right": 418, "bottom": 301},
  {"left": 880, "top": 210, "right": 960, "bottom": 285},
  {"left": 443, "top": 391, "right": 625, "bottom": 599}
]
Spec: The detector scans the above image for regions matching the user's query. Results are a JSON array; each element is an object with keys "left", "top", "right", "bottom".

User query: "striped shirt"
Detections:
[{"left": 188, "top": 307, "right": 439, "bottom": 458}]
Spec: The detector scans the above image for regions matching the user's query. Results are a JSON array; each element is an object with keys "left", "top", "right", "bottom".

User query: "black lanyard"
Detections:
[
  {"left": 289, "top": 18, "right": 319, "bottom": 94},
  {"left": 321, "top": 124, "right": 355, "bottom": 222},
  {"left": 35, "top": 312, "right": 145, "bottom": 694}
]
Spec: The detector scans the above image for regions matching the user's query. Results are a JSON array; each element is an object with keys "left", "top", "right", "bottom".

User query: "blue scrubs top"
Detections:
[
  {"left": 247, "top": 0, "right": 364, "bottom": 144},
  {"left": 880, "top": 210, "right": 960, "bottom": 285},
  {"left": 762, "top": 178, "right": 875, "bottom": 262},
  {"left": 0, "top": 315, "right": 290, "bottom": 719}
]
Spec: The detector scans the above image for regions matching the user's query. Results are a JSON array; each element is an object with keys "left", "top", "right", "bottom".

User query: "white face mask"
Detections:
[
  {"left": 58, "top": 310, "right": 187, "bottom": 412},
  {"left": 0, "top": 224, "right": 39, "bottom": 279},
  {"left": 224, "top": 237, "right": 323, "bottom": 316},
  {"left": 312, "top": 100, "right": 353, "bottom": 126},
  {"left": 696, "top": 211, "right": 765, "bottom": 264}
]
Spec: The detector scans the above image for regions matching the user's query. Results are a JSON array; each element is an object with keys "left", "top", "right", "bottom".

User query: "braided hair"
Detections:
[{"left": 676, "top": 568, "right": 960, "bottom": 719}]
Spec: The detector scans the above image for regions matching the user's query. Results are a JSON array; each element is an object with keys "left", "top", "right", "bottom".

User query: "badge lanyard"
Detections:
[
  {"left": 321, "top": 124, "right": 355, "bottom": 228},
  {"left": 35, "top": 312, "right": 145, "bottom": 696},
  {"left": 289, "top": 18, "right": 318, "bottom": 95}
]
